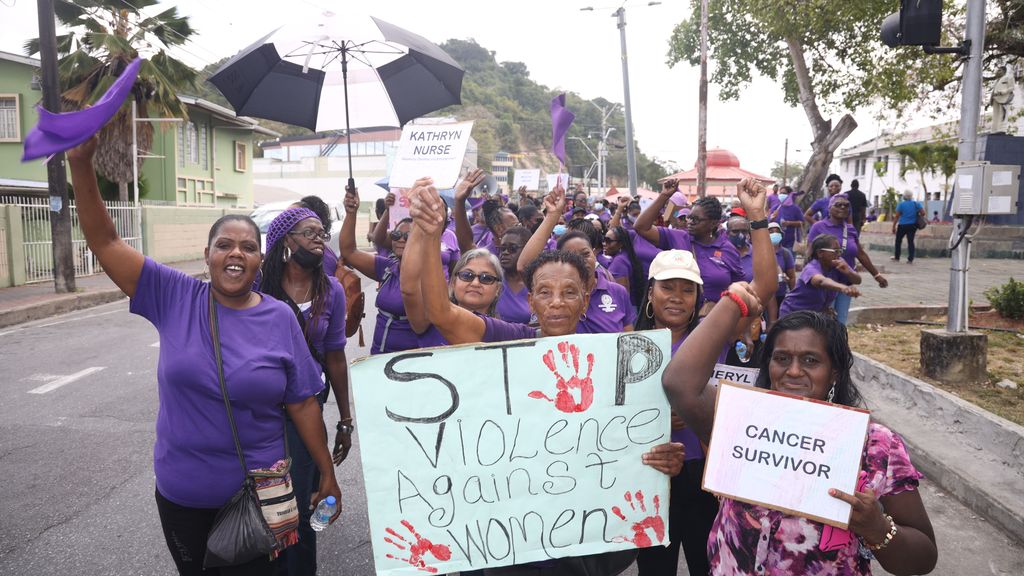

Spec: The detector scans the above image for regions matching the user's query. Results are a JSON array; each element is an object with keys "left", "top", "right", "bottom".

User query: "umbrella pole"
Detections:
[{"left": 341, "top": 45, "right": 356, "bottom": 192}]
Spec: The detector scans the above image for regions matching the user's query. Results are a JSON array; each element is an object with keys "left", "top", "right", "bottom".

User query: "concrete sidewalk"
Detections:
[{"left": 0, "top": 259, "right": 206, "bottom": 329}]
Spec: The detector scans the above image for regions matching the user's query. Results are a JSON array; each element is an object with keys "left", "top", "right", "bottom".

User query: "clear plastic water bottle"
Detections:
[
  {"left": 735, "top": 341, "right": 751, "bottom": 364},
  {"left": 310, "top": 496, "right": 336, "bottom": 532}
]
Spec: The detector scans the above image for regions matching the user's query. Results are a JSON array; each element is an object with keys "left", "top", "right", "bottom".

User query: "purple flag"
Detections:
[
  {"left": 22, "top": 58, "right": 142, "bottom": 161},
  {"left": 550, "top": 93, "right": 575, "bottom": 166},
  {"left": 780, "top": 189, "right": 806, "bottom": 207}
]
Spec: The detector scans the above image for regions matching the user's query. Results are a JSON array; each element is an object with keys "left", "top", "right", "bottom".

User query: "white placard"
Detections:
[
  {"left": 991, "top": 170, "right": 1013, "bottom": 187},
  {"left": 546, "top": 173, "right": 570, "bottom": 191},
  {"left": 708, "top": 363, "right": 759, "bottom": 388},
  {"left": 512, "top": 169, "right": 541, "bottom": 190},
  {"left": 389, "top": 121, "right": 475, "bottom": 189},
  {"left": 987, "top": 195, "right": 1012, "bottom": 214},
  {"left": 702, "top": 383, "right": 870, "bottom": 528}
]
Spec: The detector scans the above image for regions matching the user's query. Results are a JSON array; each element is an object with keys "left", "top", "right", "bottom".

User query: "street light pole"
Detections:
[
  {"left": 614, "top": 6, "right": 639, "bottom": 197},
  {"left": 783, "top": 138, "right": 789, "bottom": 185},
  {"left": 697, "top": 0, "right": 709, "bottom": 198}
]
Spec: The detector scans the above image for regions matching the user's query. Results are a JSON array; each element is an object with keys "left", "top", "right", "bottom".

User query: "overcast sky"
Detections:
[{"left": 1, "top": 0, "right": 933, "bottom": 178}]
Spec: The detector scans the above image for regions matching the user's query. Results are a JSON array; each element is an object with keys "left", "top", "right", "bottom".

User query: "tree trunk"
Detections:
[
  {"left": 118, "top": 180, "right": 129, "bottom": 202},
  {"left": 785, "top": 37, "right": 858, "bottom": 204}
]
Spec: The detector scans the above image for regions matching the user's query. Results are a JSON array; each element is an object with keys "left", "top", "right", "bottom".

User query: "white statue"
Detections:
[{"left": 990, "top": 64, "right": 1016, "bottom": 133}]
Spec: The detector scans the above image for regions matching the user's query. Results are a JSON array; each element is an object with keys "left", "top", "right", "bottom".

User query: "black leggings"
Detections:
[
  {"left": 894, "top": 223, "right": 918, "bottom": 262},
  {"left": 635, "top": 459, "right": 719, "bottom": 576},
  {"left": 155, "top": 488, "right": 276, "bottom": 576}
]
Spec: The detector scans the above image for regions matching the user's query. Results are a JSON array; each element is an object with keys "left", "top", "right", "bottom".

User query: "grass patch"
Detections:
[{"left": 848, "top": 323, "right": 1024, "bottom": 426}]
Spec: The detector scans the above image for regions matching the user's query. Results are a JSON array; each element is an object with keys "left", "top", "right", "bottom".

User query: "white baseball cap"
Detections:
[{"left": 648, "top": 250, "right": 703, "bottom": 284}]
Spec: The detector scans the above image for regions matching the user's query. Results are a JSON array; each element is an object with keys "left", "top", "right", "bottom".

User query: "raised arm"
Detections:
[
  {"left": 371, "top": 192, "right": 395, "bottom": 252},
  {"left": 409, "top": 182, "right": 487, "bottom": 344},
  {"left": 399, "top": 180, "right": 435, "bottom": 335},
  {"left": 339, "top": 185, "right": 378, "bottom": 279},
  {"left": 608, "top": 195, "right": 629, "bottom": 229},
  {"left": 516, "top": 184, "right": 565, "bottom": 275},
  {"left": 663, "top": 282, "right": 763, "bottom": 443},
  {"left": 68, "top": 136, "right": 144, "bottom": 297},
  {"left": 633, "top": 179, "right": 677, "bottom": 245},
  {"left": 452, "top": 169, "right": 486, "bottom": 253},
  {"left": 735, "top": 178, "right": 779, "bottom": 304}
]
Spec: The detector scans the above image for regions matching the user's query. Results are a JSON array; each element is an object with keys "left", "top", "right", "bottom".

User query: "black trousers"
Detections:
[
  {"left": 156, "top": 488, "right": 276, "bottom": 576},
  {"left": 894, "top": 223, "right": 918, "bottom": 262},
  {"left": 635, "top": 459, "right": 719, "bottom": 576}
]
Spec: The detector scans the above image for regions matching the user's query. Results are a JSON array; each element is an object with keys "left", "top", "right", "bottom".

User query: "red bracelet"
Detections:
[{"left": 721, "top": 290, "right": 749, "bottom": 317}]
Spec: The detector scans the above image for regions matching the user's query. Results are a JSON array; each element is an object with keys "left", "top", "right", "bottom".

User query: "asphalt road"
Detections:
[{"left": 1, "top": 294, "right": 1021, "bottom": 575}]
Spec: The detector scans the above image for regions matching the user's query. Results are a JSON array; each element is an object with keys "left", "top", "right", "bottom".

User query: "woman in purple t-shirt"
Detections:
[
  {"left": 68, "top": 137, "right": 340, "bottom": 575},
  {"left": 495, "top": 227, "right": 533, "bottom": 324},
  {"left": 779, "top": 234, "right": 862, "bottom": 318}
]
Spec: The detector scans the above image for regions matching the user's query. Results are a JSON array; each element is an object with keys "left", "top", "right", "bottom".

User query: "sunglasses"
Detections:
[
  {"left": 389, "top": 230, "right": 410, "bottom": 241},
  {"left": 289, "top": 229, "right": 330, "bottom": 241},
  {"left": 499, "top": 243, "right": 522, "bottom": 254},
  {"left": 604, "top": 236, "right": 618, "bottom": 243},
  {"left": 686, "top": 215, "right": 710, "bottom": 223},
  {"left": 455, "top": 270, "right": 500, "bottom": 285},
  {"left": 819, "top": 248, "right": 839, "bottom": 254}
]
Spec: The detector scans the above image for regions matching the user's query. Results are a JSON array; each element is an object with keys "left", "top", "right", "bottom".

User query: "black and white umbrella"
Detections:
[{"left": 208, "top": 14, "right": 464, "bottom": 187}]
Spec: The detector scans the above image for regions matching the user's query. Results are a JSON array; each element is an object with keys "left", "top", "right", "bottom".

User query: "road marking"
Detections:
[
  {"left": 27, "top": 367, "right": 106, "bottom": 394},
  {"left": 0, "top": 302, "right": 126, "bottom": 337}
]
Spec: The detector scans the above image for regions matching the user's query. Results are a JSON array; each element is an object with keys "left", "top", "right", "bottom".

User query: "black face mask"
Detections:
[{"left": 290, "top": 245, "right": 323, "bottom": 269}]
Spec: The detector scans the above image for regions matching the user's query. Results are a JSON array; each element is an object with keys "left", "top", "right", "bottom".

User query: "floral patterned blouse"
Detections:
[{"left": 708, "top": 422, "right": 923, "bottom": 575}]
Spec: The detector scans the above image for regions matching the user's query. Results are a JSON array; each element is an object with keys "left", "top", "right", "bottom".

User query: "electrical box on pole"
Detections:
[{"left": 952, "top": 162, "right": 1021, "bottom": 216}]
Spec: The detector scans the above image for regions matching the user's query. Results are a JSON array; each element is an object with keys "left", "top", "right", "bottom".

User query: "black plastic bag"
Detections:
[{"left": 204, "top": 478, "right": 279, "bottom": 568}]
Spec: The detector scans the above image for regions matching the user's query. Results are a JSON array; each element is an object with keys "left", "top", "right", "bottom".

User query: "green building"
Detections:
[{"left": 0, "top": 51, "right": 48, "bottom": 194}]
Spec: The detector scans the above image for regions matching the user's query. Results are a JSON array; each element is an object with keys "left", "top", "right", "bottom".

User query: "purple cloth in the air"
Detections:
[
  {"left": 550, "top": 93, "right": 575, "bottom": 165},
  {"left": 371, "top": 255, "right": 420, "bottom": 354},
  {"left": 779, "top": 258, "right": 838, "bottom": 317},
  {"left": 22, "top": 58, "right": 142, "bottom": 161},
  {"left": 771, "top": 204, "right": 805, "bottom": 248},
  {"left": 657, "top": 228, "right": 743, "bottom": 303},
  {"left": 130, "top": 258, "right": 323, "bottom": 508},
  {"left": 808, "top": 219, "right": 859, "bottom": 271},
  {"left": 322, "top": 246, "right": 338, "bottom": 277},
  {"left": 496, "top": 281, "right": 532, "bottom": 325},
  {"left": 578, "top": 272, "right": 636, "bottom": 334}
]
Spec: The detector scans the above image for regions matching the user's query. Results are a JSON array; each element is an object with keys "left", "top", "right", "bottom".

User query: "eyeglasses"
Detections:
[
  {"left": 389, "top": 230, "right": 410, "bottom": 241},
  {"left": 499, "top": 243, "right": 522, "bottom": 254},
  {"left": 818, "top": 248, "right": 839, "bottom": 254},
  {"left": 289, "top": 229, "right": 330, "bottom": 241},
  {"left": 455, "top": 270, "right": 500, "bottom": 285}
]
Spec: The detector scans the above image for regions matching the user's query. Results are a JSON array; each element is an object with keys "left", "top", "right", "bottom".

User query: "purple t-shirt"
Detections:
[
  {"left": 130, "top": 258, "right": 323, "bottom": 508},
  {"left": 739, "top": 251, "right": 754, "bottom": 283},
  {"left": 775, "top": 247, "right": 796, "bottom": 302},
  {"left": 578, "top": 272, "right": 636, "bottom": 334},
  {"left": 628, "top": 229, "right": 659, "bottom": 280},
  {"left": 304, "top": 277, "right": 348, "bottom": 355},
  {"left": 482, "top": 314, "right": 540, "bottom": 342},
  {"left": 607, "top": 252, "right": 633, "bottom": 282},
  {"left": 808, "top": 219, "right": 859, "bottom": 270},
  {"left": 440, "top": 228, "right": 461, "bottom": 279},
  {"left": 766, "top": 194, "right": 782, "bottom": 214},
  {"left": 496, "top": 281, "right": 532, "bottom": 325},
  {"left": 779, "top": 259, "right": 838, "bottom": 317},
  {"left": 372, "top": 255, "right": 420, "bottom": 354},
  {"left": 322, "top": 246, "right": 338, "bottom": 277},
  {"left": 771, "top": 204, "right": 805, "bottom": 247},
  {"left": 809, "top": 197, "right": 830, "bottom": 221},
  {"left": 657, "top": 228, "right": 743, "bottom": 303},
  {"left": 596, "top": 253, "right": 612, "bottom": 270}
]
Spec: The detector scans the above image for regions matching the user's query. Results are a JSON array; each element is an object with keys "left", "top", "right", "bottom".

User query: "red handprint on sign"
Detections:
[
  {"left": 384, "top": 520, "right": 452, "bottom": 573},
  {"left": 529, "top": 341, "right": 595, "bottom": 413},
  {"left": 611, "top": 490, "right": 665, "bottom": 548}
]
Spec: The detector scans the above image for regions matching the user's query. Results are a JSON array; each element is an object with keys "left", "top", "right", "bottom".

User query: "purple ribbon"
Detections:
[
  {"left": 550, "top": 93, "right": 575, "bottom": 166},
  {"left": 22, "top": 58, "right": 142, "bottom": 162}
]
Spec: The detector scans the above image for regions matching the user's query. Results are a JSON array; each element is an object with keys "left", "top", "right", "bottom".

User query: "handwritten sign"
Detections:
[
  {"left": 389, "top": 121, "right": 475, "bottom": 189},
  {"left": 512, "top": 169, "right": 541, "bottom": 191},
  {"left": 545, "top": 173, "right": 570, "bottom": 192},
  {"left": 709, "top": 363, "right": 759, "bottom": 388},
  {"left": 351, "top": 331, "right": 673, "bottom": 575},
  {"left": 702, "top": 383, "right": 870, "bottom": 528}
]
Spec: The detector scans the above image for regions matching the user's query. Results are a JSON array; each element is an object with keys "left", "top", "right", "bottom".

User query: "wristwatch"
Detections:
[
  {"left": 337, "top": 422, "right": 355, "bottom": 434},
  {"left": 750, "top": 218, "right": 769, "bottom": 230}
]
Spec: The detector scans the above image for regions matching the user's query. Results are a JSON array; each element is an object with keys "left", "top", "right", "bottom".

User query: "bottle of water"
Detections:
[
  {"left": 310, "top": 496, "right": 336, "bottom": 532},
  {"left": 735, "top": 341, "right": 751, "bottom": 364}
]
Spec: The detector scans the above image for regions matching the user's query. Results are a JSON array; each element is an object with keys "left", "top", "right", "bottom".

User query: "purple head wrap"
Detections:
[
  {"left": 266, "top": 207, "right": 320, "bottom": 252},
  {"left": 828, "top": 193, "right": 850, "bottom": 210}
]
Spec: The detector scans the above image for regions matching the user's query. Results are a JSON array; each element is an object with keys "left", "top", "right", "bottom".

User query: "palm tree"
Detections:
[
  {"left": 897, "top": 143, "right": 938, "bottom": 200},
  {"left": 25, "top": 0, "right": 197, "bottom": 201}
]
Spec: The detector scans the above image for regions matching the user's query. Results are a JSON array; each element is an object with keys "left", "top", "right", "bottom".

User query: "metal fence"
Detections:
[{"left": 0, "top": 196, "right": 142, "bottom": 284}]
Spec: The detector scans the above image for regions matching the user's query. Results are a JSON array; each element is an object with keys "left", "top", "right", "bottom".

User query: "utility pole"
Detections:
[
  {"left": 36, "top": 0, "right": 75, "bottom": 293},
  {"left": 782, "top": 138, "right": 789, "bottom": 185},
  {"left": 696, "top": 0, "right": 709, "bottom": 198},
  {"left": 615, "top": 7, "right": 639, "bottom": 197},
  {"left": 947, "top": 0, "right": 986, "bottom": 333}
]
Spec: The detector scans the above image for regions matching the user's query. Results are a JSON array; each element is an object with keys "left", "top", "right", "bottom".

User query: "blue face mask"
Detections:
[
  {"left": 777, "top": 194, "right": 788, "bottom": 203},
  {"left": 770, "top": 232, "right": 783, "bottom": 246},
  {"left": 553, "top": 224, "right": 567, "bottom": 236}
]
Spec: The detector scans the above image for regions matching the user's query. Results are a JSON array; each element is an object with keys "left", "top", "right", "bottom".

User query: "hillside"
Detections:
[{"left": 192, "top": 39, "right": 667, "bottom": 187}]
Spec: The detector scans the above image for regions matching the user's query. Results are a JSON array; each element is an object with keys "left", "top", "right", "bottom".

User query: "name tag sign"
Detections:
[
  {"left": 351, "top": 331, "right": 673, "bottom": 575},
  {"left": 389, "top": 121, "right": 475, "bottom": 189},
  {"left": 702, "top": 383, "right": 870, "bottom": 528},
  {"left": 709, "top": 363, "right": 758, "bottom": 388}
]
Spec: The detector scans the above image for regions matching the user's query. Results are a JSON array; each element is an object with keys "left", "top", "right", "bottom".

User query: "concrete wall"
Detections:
[{"left": 141, "top": 205, "right": 248, "bottom": 263}]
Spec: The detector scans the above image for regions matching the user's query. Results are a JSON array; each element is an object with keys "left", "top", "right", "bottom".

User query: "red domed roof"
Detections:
[{"left": 704, "top": 148, "right": 740, "bottom": 168}]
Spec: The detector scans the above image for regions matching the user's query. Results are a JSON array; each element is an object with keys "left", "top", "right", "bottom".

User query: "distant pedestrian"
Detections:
[
  {"left": 931, "top": 211, "right": 941, "bottom": 224},
  {"left": 846, "top": 179, "right": 868, "bottom": 232},
  {"left": 892, "top": 191, "right": 925, "bottom": 263}
]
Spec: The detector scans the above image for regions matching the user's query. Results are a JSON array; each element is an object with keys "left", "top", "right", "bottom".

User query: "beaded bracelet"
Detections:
[
  {"left": 720, "top": 290, "right": 750, "bottom": 318},
  {"left": 866, "top": 514, "right": 898, "bottom": 551}
]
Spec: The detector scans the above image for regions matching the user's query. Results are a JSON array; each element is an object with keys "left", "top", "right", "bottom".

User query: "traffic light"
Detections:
[{"left": 881, "top": 0, "right": 944, "bottom": 47}]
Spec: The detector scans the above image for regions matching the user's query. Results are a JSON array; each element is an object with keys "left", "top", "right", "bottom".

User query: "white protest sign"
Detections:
[
  {"left": 389, "top": 188, "right": 411, "bottom": 229},
  {"left": 546, "top": 173, "right": 570, "bottom": 191},
  {"left": 352, "top": 331, "right": 673, "bottom": 575},
  {"left": 702, "top": 383, "right": 870, "bottom": 528},
  {"left": 389, "top": 121, "right": 475, "bottom": 189},
  {"left": 513, "top": 169, "right": 541, "bottom": 191},
  {"left": 708, "top": 363, "right": 759, "bottom": 388}
]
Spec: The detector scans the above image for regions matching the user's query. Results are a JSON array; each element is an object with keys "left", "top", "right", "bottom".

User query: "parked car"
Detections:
[{"left": 250, "top": 200, "right": 343, "bottom": 256}]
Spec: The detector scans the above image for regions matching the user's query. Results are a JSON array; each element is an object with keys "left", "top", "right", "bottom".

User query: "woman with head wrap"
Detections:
[{"left": 258, "top": 207, "right": 353, "bottom": 573}]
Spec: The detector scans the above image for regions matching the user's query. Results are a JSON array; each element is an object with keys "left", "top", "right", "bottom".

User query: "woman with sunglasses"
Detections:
[
  {"left": 518, "top": 191, "right": 635, "bottom": 334},
  {"left": 807, "top": 194, "right": 888, "bottom": 325},
  {"left": 634, "top": 179, "right": 744, "bottom": 312},
  {"left": 340, "top": 185, "right": 419, "bottom": 355},
  {"left": 495, "top": 226, "right": 534, "bottom": 324},
  {"left": 779, "top": 234, "right": 862, "bottom": 318},
  {"left": 604, "top": 225, "right": 646, "bottom": 308}
]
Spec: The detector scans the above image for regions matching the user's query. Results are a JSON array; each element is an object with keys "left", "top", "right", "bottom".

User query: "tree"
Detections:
[
  {"left": 897, "top": 143, "right": 940, "bottom": 199},
  {"left": 667, "top": 0, "right": 954, "bottom": 200},
  {"left": 25, "top": 0, "right": 198, "bottom": 202},
  {"left": 932, "top": 143, "right": 957, "bottom": 206},
  {"left": 770, "top": 161, "right": 804, "bottom": 186}
]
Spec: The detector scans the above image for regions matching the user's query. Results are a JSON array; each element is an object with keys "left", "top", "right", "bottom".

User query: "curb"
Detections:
[
  {"left": 851, "top": 352, "right": 1024, "bottom": 544},
  {"left": 848, "top": 304, "right": 992, "bottom": 325}
]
